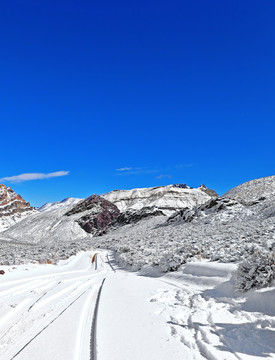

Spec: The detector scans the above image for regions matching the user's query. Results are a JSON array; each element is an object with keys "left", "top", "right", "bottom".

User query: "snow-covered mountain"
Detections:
[
  {"left": 38, "top": 197, "right": 82, "bottom": 213},
  {"left": 0, "top": 206, "right": 87, "bottom": 244},
  {"left": 0, "top": 178, "right": 274, "bottom": 360},
  {"left": 224, "top": 175, "right": 275, "bottom": 203},
  {"left": 1, "top": 194, "right": 120, "bottom": 244},
  {"left": 1, "top": 176, "right": 275, "bottom": 277},
  {"left": 0, "top": 184, "right": 36, "bottom": 232},
  {"left": 0, "top": 183, "right": 215, "bottom": 244},
  {"left": 94, "top": 176, "right": 275, "bottom": 277},
  {"left": 102, "top": 184, "right": 214, "bottom": 215}
]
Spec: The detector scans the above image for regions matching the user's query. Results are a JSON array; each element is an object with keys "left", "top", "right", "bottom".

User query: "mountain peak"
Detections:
[{"left": 0, "top": 184, "right": 36, "bottom": 231}]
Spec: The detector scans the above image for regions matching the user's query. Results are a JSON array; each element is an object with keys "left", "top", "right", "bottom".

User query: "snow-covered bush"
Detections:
[
  {"left": 159, "top": 252, "right": 186, "bottom": 272},
  {"left": 236, "top": 251, "right": 275, "bottom": 291}
]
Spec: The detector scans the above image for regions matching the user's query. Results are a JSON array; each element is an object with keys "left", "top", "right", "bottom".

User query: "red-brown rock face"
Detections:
[
  {"left": 65, "top": 194, "right": 120, "bottom": 235},
  {"left": 0, "top": 184, "right": 34, "bottom": 217}
]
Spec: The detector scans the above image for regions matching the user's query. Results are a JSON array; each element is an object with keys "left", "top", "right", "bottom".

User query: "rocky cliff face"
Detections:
[
  {"left": 102, "top": 184, "right": 214, "bottom": 215},
  {"left": 166, "top": 197, "right": 243, "bottom": 224},
  {"left": 0, "top": 184, "right": 36, "bottom": 231},
  {"left": 65, "top": 194, "right": 120, "bottom": 235}
]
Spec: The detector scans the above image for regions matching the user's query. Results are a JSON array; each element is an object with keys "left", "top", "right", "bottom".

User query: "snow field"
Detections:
[
  {"left": 150, "top": 261, "right": 275, "bottom": 360},
  {"left": 0, "top": 251, "right": 107, "bottom": 360},
  {"left": 0, "top": 251, "right": 274, "bottom": 359}
]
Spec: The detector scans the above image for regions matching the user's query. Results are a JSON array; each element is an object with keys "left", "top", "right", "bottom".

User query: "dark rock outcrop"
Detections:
[
  {"left": 167, "top": 197, "right": 240, "bottom": 224},
  {"left": 108, "top": 207, "right": 165, "bottom": 229},
  {"left": 198, "top": 184, "right": 219, "bottom": 198},
  {"left": 65, "top": 194, "right": 120, "bottom": 235},
  {"left": 173, "top": 184, "right": 192, "bottom": 189}
]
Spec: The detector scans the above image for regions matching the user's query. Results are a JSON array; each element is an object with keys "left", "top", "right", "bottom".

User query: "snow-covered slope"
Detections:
[
  {"left": 1, "top": 207, "right": 88, "bottom": 244},
  {"left": 39, "top": 197, "right": 82, "bottom": 213},
  {"left": 224, "top": 175, "right": 275, "bottom": 203},
  {"left": 0, "top": 251, "right": 274, "bottom": 360},
  {"left": 1, "top": 195, "right": 119, "bottom": 244},
  {"left": 102, "top": 185, "right": 213, "bottom": 215},
  {"left": 95, "top": 184, "right": 275, "bottom": 275},
  {"left": 0, "top": 184, "right": 36, "bottom": 232}
]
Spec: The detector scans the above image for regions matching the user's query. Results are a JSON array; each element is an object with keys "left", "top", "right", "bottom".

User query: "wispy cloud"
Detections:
[
  {"left": 0, "top": 171, "right": 69, "bottom": 183},
  {"left": 115, "top": 163, "right": 194, "bottom": 177},
  {"left": 116, "top": 167, "right": 135, "bottom": 172},
  {"left": 156, "top": 174, "right": 172, "bottom": 180},
  {"left": 116, "top": 167, "right": 158, "bottom": 176}
]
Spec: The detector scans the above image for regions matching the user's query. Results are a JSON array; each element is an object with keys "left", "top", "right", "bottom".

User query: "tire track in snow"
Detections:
[
  {"left": 0, "top": 299, "right": 31, "bottom": 329},
  {"left": 0, "top": 279, "right": 95, "bottom": 358},
  {"left": 74, "top": 287, "right": 98, "bottom": 360},
  {"left": 0, "top": 281, "right": 60, "bottom": 346},
  {"left": 27, "top": 292, "right": 48, "bottom": 312},
  {"left": 0, "top": 279, "right": 48, "bottom": 298},
  {"left": 0, "top": 298, "right": 33, "bottom": 344},
  {"left": 105, "top": 253, "right": 116, "bottom": 273},
  {"left": 33, "top": 280, "right": 83, "bottom": 310},
  {"left": 10, "top": 285, "right": 96, "bottom": 359},
  {"left": 0, "top": 260, "right": 92, "bottom": 291},
  {"left": 90, "top": 278, "right": 106, "bottom": 360}
]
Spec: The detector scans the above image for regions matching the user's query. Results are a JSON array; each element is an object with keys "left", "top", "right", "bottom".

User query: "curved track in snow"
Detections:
[
  {"left": 0, "top": 251, "right": 108, "bottom": 360},
  {"left": 1, "top": 251, "right": 274, "bottom": 360}
]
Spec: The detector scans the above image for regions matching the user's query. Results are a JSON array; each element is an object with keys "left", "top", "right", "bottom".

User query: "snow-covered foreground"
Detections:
[{"left": 0, "top": 252, "right": 274, "bottom": 360}]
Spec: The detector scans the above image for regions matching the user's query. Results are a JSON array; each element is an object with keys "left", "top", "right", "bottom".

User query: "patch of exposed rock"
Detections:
[
  {"left": 0, "top": 184, "right": 36, "bottom": 231},
  {"left": 65, "top": 194, "right": 120, "bottom": 235},
  {"left": 167, "top": 197, "right": 244, "bottom": 224},
  {"left": 198, "top": 184, "right": 219, "bottom": 197},
  {"left": 106, "top": 207, "right": 165, "bottom": 231},
  {"left": 0, "top": 184, "right": 33, "bottom": 216}
]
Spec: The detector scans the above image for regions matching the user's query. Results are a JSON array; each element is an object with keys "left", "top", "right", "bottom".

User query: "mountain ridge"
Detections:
[
  {"left": 0, "top": 184, "right": 36, "bottom": 231},
  {"left": 102, "top": 184, "right": 216, "bottom": 215}
]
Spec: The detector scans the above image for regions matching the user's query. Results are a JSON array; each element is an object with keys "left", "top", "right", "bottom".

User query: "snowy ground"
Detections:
[{"left": 0, "top": 251, "right": 274, "bottom": 360}]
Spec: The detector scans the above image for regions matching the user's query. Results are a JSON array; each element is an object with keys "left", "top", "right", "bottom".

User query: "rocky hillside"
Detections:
[
  {"left": 92, "top": 175, "right": 275, "bottom": 272},
  {"left": 224, "top": 175, "right": 275, "bottom": 204},
  {"left": 1, "top": 194, "right": 120, "bottom": 244},
  {"left": 0, "top": 184, "right": 36, "bottom": 231},
  {"left": 0, "top": 176, "right": 274, "bottom": 278},
  {"left": 102, "top": 184, "right": 215, "bottom": 215},
  {"left": 65, "top": 194, "right": 120, "bottom": 235}
]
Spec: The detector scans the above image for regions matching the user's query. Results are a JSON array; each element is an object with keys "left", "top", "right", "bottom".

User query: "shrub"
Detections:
[
  {"left": 159, "top": 252, "right": 185, "bottom": 272},
  {"left": 236, "top": 251, "right": 275, "bottom": 291}
]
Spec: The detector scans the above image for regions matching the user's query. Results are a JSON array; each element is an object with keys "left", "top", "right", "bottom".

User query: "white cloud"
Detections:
[
  {"left": 116, "top": 167, "right": 158, "bottom": 176},
  {"left": 116, "top": 167, "right": 134, "bottom": 171},
  {"left": 0, "top": 171, "right": 69, "bottom": 183}
]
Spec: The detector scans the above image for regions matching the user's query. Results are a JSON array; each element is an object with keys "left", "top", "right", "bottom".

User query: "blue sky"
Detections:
[{"left": 1, "top": 0, "right": 274, "bottom": 206}]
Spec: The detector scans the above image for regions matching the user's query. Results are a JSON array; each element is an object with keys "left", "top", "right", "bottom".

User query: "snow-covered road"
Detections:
[
  {"left": 0, "top": 252, "right": 274, "bottom": 360},
  {"left": 0, "top": 251, "right": 108, "bottom": 360}
]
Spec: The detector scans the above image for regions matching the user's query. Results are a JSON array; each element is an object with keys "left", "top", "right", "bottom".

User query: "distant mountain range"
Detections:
[
  {"left": 0, "top": 176, "right": 274, "bottom": 272},
  {"left": 1, "top": 176, "right": 275, "bottom": 248},
  {"left": 0, "top": 183, "right": 216, "bottom": 243}
]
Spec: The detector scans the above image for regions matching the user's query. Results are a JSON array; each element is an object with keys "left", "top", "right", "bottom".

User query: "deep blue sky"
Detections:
[{"left": 1, "top": 0, "right": 274, "bottom": 206}]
